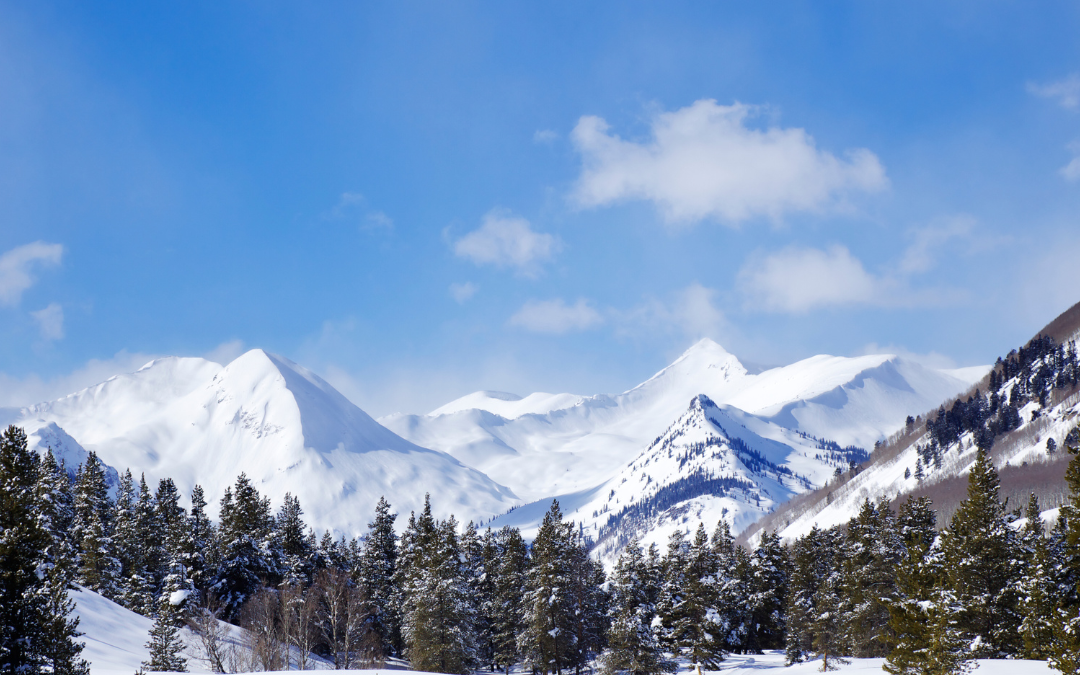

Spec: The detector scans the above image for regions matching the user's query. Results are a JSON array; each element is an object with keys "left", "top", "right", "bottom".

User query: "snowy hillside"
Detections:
[
  {"left": 0, "top": 349, "right": 518, "bottom": 537},
  {"left": 745, "top": 307, "right": 1080, "bottom": 546},
  {"left": 488, "top": 394, "right": 868, "bottom": 560},
  {"left": 383, "top": 340, "right": 983, "bottom": 532}
]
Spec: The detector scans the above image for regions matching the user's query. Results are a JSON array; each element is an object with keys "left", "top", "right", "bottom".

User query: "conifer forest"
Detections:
[{"left": 4, "top": 407, "right": 1080, "bottom": 675}]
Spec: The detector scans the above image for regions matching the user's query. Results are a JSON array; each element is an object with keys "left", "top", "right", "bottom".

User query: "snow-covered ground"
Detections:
[{"left": 73, "top": 585, "right": 1060, "bottom": 674}]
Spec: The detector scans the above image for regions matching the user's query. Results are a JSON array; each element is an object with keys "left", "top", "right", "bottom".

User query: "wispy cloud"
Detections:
[
  {"left": 453, "top": 209, "right": 561, "bottom": 277},
  {"left": 738, "top": 245, "right": 889, "bottom": 313},
  {"left": 325, "top": 192, "right": 394, "bottom": 233},
  {"left": 533, "top": 129, "right": 559, "bottom": 144},
  {"left": 1061, "top": 141, "right": 1080, "bottom": 182},
  {"left": 0, "top": 242, "right": 64, "bottom": 307},
  {"left": 449, "top": 282, "right": 479, "bottom": 303},
  {"left": 570, "top": 99, "right": 887, "bottom": 225},
  {"left": 30, "top": 303, "right": 64, "bottom": 341},
  {"left": 898, "top": 215, "right": 976, "bottom": 275},
  {"left": 509, "top": 298, "right": 603, "bottom": 334},
  {"left": 612, "top": 283, "right": 727, "bottom": 343},
  {"left": 1028, "top": 74, "right": 1080, "bottom": 110}
]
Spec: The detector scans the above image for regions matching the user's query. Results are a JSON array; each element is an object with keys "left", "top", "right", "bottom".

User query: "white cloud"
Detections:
[
  {"left": 899, "top": 215, "right": 976, "bottom": 275},
  {"left": 533, "top": 129, "right": 559, "bottom": 144},
  {"left": 1061, "top": 142, "right": 1080, "bottom": 181},
  {"left": 569, "top": 99, "right": 887, "bottom": 225},
  {"left": 0, "top": 242, "right": 64, "bottom": 306},
  {"left": 508, "top": 298, "right": 603, "bottom": 334},
  {"left": 449, "top": 282, "right": 479, "bottom": 303},
  {"left": 325, "top": 192, "right": 393, "bottom": 233},
  {"left": 614, "top": 283, "right": 727, "bottom": 342},
  {"left": 739, "top": 245, "right": 888, "bottom": 313},
  {"left": 30, "top": 303, "right": 64, "bottom": 341},
  {"left": 453, "top": 210, "right": 561, "bottom": 277},
  {"left": 857, "top": 342, "right": 959, "bottom": 371},
  {"left": 1028, "top": 74, "right": 1080, "bottom": 110}
]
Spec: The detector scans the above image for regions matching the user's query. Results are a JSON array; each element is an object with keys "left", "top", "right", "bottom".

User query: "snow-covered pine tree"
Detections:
[
  {"left": 600, "top": 538, "right": 673, "bottom": 675},
  {"left": 490, "top": 526, "right": 528, "bottom": 673},
  {"left": 358, "top": 496, "right": 399, "bottom": 657},
  {"left": 654, "top": 529, "right": 689, "bottom": 656},
  {"left": 210, "top": 474, "right": 278, "bottom": 620},
  {"left": 179, "top": 485, "right": 214, "bottom": 599},
  {"left": 1, "top": 426, "right": 87, "bottom": 675},
  {"left": 519, "top": 501, "right": 577, "bottom": 675},
  {"left": 664, "top": 523, "right": 725, "bottom": 667},
  {"left": 35, "top": 448, "right": 90, "bottom": 675},
  {"left": 113, "top": 470, "right": 152, "bottom": 614},
  {"left": 838, "top": 499, "right": 901, "bottom": 657},
  {"left": 746, "top": 530, "right": 789, "bottom": 651},
  {"left": 154, "top": 478, "right": 188, "bottom": 578},
  {"left": 71, "top": 452, "right": 119, "bottom": 597},
  {"left": 1048, "top": 430, "right": 1080, "bottom": 674},
  {"left": 401, "top": 514, "right": 478, "bottom": 674},
  {"left": 276, "top": 493, "right": 315, "bottom": 585},
  {"left": 939, "top": 448, "right": 1023, "bottom": 657},
  {"left": 884, "top": 496, "right": 971, "bottom": 675},
  {"left": 564, "top": 533, "right": 607, "bottom": 673},
  {"left": 141, "top": 593, "right": 188, "bottom": 673},
  {"left": 810, "top": 571, "right": 848, "bottom": 671},
  {"left": 785, "top": 526, "right": 839, "bottom": 665}
]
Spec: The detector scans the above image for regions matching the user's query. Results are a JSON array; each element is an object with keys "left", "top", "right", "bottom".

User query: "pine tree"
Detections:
[
  {"left": 838, "top": 499, "right": 901, "bottom": 657},
  {"left": 276, "top": 493, "right": 314, "bottom": 585},
  {"left": 179, "top": 485, "right": 213, "bottom": 599},
  {"left": 654, "top": 529, "right": 689, "bottom": 656},
  {"left": 358, "top": 496, "right": 399, "bottom": 657},
  {"left": 661, "top": 524, "right": 724, "bottom": 667},
  {"left": 71, "top": 452, "right": 119, "bottom": 597},
  {"left": 141, "top": 595, "right": 188, "bottom": 672},
  {"left": 810, "top": 572, "right": 848, "bottom": 671},
  {"left": 490, "top": 526, "right": 528, "bottom": 673},
  {"left": 600, "top": 538, "right": 673, "bottom": 675},
  {"left": 785, "top": 526, "right": 839, "bottom": 664},
  {"left": 564, "top": 534, "right": 607, "bottom": 673},
  {"left": 401, "top": 513, "right": 478, "bottom": 674},
  {"left": 210, "top": 474, "right": 277, "bottom": 620},
  {"left": 35, "top": 448, "right": 90, "bottom": 675},
  {"left": 885, "top": 497, "right": 971, "bottom": 675},
  {"left": 519, "top": 501, "right": 577, "bottom": 675},
  {"left": 1049, "top": 429, "right": 1080, "bottom": 674},
  {"left": 939, "top": 449, "right": 1023, "bottom": 657},
  {"left": 746, "top": 530, "right": 789, "bottom": 651},
  {"left": 1, "top": 426, "right": 87, "bottom": 675},
  {"left": 113, "top": 470, "right": 152, "bottom": 614}
]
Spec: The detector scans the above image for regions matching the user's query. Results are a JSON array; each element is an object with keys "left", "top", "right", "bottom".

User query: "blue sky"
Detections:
[{"left": 2, "top": 1, "right": 1079, "bottom": 415}]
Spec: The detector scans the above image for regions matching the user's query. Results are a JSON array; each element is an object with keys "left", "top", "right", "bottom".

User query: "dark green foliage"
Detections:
[
  {"left": 71, "top": 452, "right": 119, "bottom": 596},
  {"left": 358, "top": 496, "right": 399, "bottom": 657},
  {"left": 0, "top": 426, "right": 88, "bottom": 675},
  {"left": 939, "top": 449, "right": 1022, "bottom": 657},
  {"left": 210, "top": 474, "right": 278, "bottom": 620},
  {"left": 837, "top": 499, "right": 901, "bottom": 657},
  {"left": 490, "top": 526, "right": 528, "bottom": 673},
  {"left": 600, "top": 538, "right": 673, "bottom": 675}
]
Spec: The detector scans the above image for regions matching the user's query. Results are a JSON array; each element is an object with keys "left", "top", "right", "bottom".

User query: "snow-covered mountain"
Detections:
[
  {"left": 0, "top": 349, "right": 518, "bottom": 537},
  {"left": 382, "top": 339, "right": 984, "bottom": 505},
  {"left": 743, "top": 301, "right": 1080, "bottom": 547},
  {"left": 487, "top": 394, "right": 870, "bottom": 559}
]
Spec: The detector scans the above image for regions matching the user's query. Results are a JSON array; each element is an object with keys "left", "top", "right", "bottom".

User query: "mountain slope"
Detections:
[
  {"left": 744, "top": 301, "right": 1080, "bottom": 545},
  {"left": 2, "top": 349, "right": 518, "bottom": 536},
  {"left": 383, "top": 339, "right": 984, "bottom": 504}
]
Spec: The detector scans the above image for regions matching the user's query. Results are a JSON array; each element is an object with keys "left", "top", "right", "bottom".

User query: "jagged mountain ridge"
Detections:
[
  {"left": 382, "top": 339, "right": 985, "bottom": 504},
  {"left": 0, "top": 349, "right": 518, "bottom": 537},
  {"left": 743, "top": 300, "right": 1080, "bottom": 546},
  {"left": 487, "top": 393, "right": 868, "bottom": 561}
]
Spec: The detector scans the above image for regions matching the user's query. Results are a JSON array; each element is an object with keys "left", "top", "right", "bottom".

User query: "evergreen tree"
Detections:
[
  {"left": 71, "top": 452, "right": 119, "bottom": 597},
  {"left": 939, "top": 449, "right": 1023, "bottom": 657},
  {"left": 35, "top": 449, "right": 90, "bottom": 675},
  {"left": 358, "top": 496, "right": 399, "bottom": 657},
  {"left": 838, "top": 499, "right": 900, "bottom": 657},
  {"left": 565, "top": 535, "right": 607, "bottom": 673},
  {"left": 785, "top": 526, "right": 839, "bottom": 664},
  {"left": 600, "top": 539, "right": 673, "bottom": 675},
  {"left": 1049, "top": 430, "right": 1080, "bottom": 674},
  {"left": 179, "top": 485, "right": 213, "bottom": 598},
  {"left": 401, "top": 513, "right": 478, "bottom": 674},
  {"left": 660, "top": 524, "right": 724, "bottom": 667},
  {"left": 113, "top": 470, "right": 153, "bottom": 614},
  {"left": 209, "top": 474, "right": 277, "bottom": 620},
  {"left": 276, "top": 493, "right": 314, "bottom": 585},
  {"left": 154, "top": 478, "right": 187, "bottom": 575},
  {"left": 141, "top": 596, "right": 187, "bottom": 673},
  {"left": 810, "top": 572, "right": 848, "bottom": 671},
  {"left": 519, "top": 501, "right": 578, "bottom": 675},
  {"left": 885, "top": 497, "right": 971, "bottom": 675},
  {"left": 490, "top": 526, "right": 528, "bottom": 673},
  {"left": 654, "top": 529, "right": 689, "bottom": 656},
  {"left": 746, "top": 530, "right": 789, "bottom": 651},
  {"left": 1, "top": 426, "right": 88, "bottom": 675}
]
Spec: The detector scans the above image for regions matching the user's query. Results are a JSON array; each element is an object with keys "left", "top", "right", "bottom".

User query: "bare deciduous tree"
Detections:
[{"left": 314, "top": 568, "right": 381, "bottom": 669}]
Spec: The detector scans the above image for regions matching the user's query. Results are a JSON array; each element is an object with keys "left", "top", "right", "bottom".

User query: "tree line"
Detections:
[{"left": 4, "top": 417, "right": 1080, "bottom": 675}]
